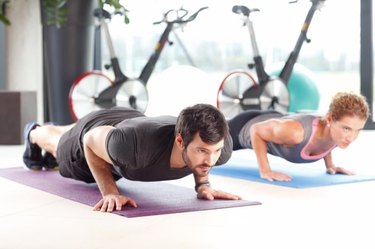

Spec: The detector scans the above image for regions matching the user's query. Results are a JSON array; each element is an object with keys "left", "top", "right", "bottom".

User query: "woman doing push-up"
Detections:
[{"left": 228, "top": 91, "right": 370, "bottom": 182}]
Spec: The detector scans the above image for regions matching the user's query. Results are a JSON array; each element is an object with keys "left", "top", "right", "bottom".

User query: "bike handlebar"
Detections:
[
  {"left": 232, "top": 0, "right": 325, "bottom": 17},
  {"left": 290, "top": 0, "right": 326, "bottom": 3},
  {"left": 153, "top": 6, "right": 208, "bottom": 25}
]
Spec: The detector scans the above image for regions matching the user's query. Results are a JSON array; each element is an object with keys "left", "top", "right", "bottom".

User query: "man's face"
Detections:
[{"left": 182, "top": 133, "right": 224, "bottom": 177}]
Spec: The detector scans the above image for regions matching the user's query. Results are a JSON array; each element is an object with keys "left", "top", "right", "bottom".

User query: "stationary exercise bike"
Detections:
[
  {"left": 217, "top": 0, "right": 324, "bottom": 119},
  {"left": 68, "top": 7, "right": 208, "bottom": 121}
]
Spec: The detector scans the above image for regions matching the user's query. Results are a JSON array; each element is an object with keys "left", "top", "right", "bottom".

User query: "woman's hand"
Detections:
[
  {"left": 260, "top": 170, "right": 292, "bottom": 182},
  {"left": 326, "top": 166, "right": 355, "bottom": 175}
]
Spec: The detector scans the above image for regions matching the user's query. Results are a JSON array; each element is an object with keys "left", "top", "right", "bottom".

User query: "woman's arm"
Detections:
[
  {"left": 324, "top": 153, "right": 354, "bottom": 175},
  {"left": 250, "top": 119, "right": 304, "bottom": 181}
]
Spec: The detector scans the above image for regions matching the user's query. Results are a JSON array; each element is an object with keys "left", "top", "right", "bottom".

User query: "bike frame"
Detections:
[
  {"left": 95, "top": 7, "right": 208, "bottom": 109},
  {"left": 138, "top": 21, "right": 175, "bottom": 84},
  {"left": 279, "top": 0, "right": 325, "bottom": 84},
  {"left": 217, "top": 0, "right": 325, "bottom": 117},
  {"left": 242, "top": 0, "right": 325, "bottom": 85}
]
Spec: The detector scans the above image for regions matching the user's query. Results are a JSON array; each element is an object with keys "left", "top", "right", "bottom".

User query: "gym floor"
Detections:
[{"left": 1, "top": 128, "right": 374, "bottom": 249}]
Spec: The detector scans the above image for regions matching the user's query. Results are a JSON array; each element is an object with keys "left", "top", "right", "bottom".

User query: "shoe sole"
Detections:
[{"left": 23, "top": 122, "right": 43, "bottom": 171}]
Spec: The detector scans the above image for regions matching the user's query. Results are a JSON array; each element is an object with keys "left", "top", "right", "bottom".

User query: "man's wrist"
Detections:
[{"left": 195, "top": 181, "right": 211, "bottom": 192}]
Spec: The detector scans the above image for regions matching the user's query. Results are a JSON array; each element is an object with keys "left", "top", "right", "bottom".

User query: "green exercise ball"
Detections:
[{"left": 269, "top": 63, "right": 320, "bottom": 113}]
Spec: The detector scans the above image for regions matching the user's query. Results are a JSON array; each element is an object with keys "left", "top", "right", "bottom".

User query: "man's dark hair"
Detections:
[{"left": 175, "top": 104, "right": 229, "bottom": 147}]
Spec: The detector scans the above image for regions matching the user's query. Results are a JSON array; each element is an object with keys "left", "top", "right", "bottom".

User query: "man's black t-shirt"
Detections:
[
  {"left": 106, "top": 115, "right": 233, "bottom": 181},
  {"left": 57, "top": 107, "right": 232, "bottom": 183}
]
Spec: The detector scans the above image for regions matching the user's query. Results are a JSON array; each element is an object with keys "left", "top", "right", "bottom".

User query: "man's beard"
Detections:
[{"left": 182, "top": 148, "right": 211, "bottom": 177}]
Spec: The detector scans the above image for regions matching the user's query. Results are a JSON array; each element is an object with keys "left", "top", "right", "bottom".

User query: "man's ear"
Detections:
[{"left": 175, "top": 133, "right": 184, "bottom": 149}]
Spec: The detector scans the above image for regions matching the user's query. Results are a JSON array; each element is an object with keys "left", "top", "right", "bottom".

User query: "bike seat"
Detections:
[{"left": 232, "top": 5, "right": 259, "bottom": 17}]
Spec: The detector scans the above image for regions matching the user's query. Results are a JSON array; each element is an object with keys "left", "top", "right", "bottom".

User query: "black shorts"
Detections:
[
  {"left": 228, "top": 110, "right": 281, "bottom": 150},
  {"left": 56, "top": 126, "right": 97, "bottom": 183},
  {"left": 56, "top": 107, "right": 144, "bottom": 183}
]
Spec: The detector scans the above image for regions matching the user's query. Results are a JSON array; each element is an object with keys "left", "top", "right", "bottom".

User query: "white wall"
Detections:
[{"left": 5, "top": 0, "right": 43, "bottom": 122}]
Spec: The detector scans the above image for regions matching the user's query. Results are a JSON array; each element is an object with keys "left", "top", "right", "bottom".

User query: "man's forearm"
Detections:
[
  {"left": 84, "top": 143, "right": 119, "bottom": 197},
  {"left": 91, "top": 162, "right": 119, "bottom": 196}
]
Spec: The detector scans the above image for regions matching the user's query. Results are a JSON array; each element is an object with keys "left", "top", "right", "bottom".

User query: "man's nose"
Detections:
[{"left": 204, "top": 154, "right": 216, "bottom": 166}]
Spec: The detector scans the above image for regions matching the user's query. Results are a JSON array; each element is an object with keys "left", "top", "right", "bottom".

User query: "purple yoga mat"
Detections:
[{"left": 0, "top": 167, "right": 260, "bottom": 218}]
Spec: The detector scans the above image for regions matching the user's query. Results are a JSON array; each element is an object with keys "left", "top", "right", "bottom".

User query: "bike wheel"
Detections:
[
  {"left": 217, "top": 70, "right": 257, "bottom": 119},
  {"left": 259, "top": 78, "right": 289, "bottom": 113},
  {"left": 116, "top": 79, "right": 148, "bottom": 114},
  {"left": 69, "top": 71, "right": 113, "bottom": 121}
]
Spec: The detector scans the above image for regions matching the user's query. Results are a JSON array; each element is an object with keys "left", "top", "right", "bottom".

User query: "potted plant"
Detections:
[
  {"left": 0, "top": 0, "right": 10, "bottom": 25},
  {"left": 1, "top": 0, "right": 128, "bottom": 124},
  {"left": 0, "top": 0, "right": 128, "bottom": 26}
]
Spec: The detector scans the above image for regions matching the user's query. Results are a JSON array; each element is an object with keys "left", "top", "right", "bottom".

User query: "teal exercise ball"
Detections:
[{"left": 269, "top": 63, "right": 320, "bottom": 113}]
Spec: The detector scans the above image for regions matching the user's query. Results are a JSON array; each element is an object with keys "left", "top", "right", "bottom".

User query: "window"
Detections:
[{"left": 102, "top": 0, "right": 362, "bottom": 114}]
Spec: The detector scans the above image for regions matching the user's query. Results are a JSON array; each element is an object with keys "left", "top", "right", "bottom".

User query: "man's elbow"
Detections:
[{"left": 83, "top": 131, "right": 93, "bottom": 147}]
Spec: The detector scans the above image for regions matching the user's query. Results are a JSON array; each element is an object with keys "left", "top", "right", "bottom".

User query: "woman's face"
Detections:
[{"left": 329, "top": 115, "right": 367, "bottom": 149}]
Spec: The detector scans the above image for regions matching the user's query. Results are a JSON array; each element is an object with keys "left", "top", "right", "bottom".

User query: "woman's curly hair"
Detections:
[{"left": 328, "top": 92, "right": 370, "bottom": 121}]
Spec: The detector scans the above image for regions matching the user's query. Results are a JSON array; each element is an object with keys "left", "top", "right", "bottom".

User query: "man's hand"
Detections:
[
  {"left": 260, "top": 170, "right": 292, "bottom": 182},
  {"left": 94, "top": 194, "right": 137, "bottom": 212},
  {"left": 326, "top": 166, "right": 355, "bottom": 175},
  {"left": 196, "top": 185, "right": 241, "bottom": 201}
]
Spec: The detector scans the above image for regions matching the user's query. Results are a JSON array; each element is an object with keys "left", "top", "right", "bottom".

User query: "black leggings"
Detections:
[{"left": 228, "top": 110, "right": 280, "bottom": 150}]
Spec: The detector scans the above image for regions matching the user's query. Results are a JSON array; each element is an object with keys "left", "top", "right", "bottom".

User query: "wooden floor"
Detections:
[{"left": 1, "top": 130, "right": 375, "bottom": 249}]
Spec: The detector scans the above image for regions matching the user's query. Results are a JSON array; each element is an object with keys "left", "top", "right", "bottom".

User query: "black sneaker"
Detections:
[
  {"left": 43, "top": 152, "right": 59, "bottom": 170},
  {"left": 23, "top": 122, "right": 43, "bottom": 170}
]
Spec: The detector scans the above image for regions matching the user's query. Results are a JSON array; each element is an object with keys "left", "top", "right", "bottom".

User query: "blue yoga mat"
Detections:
[{"left": 211, "top": 157, "right": 375, "bottom": 188}]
